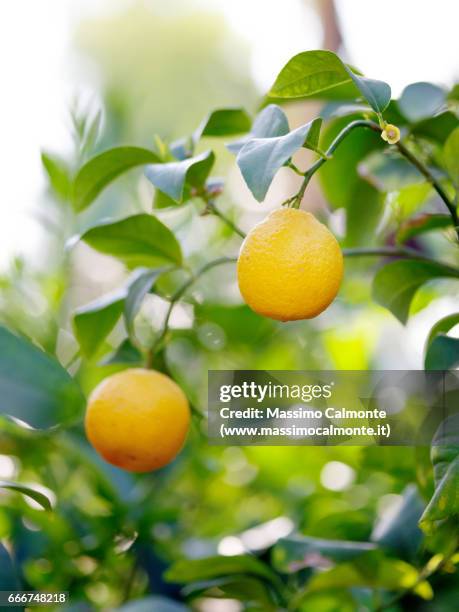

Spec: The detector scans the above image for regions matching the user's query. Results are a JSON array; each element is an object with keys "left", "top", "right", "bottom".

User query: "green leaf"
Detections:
[
  {"left": 80, "top": 109, "right": 102, "bottom": 157},
  {"left": 431, "top": 414, "right": 459, "bottom": 483},
  {"left": 269, "top": 50, "right": 391, "bottom": 113},
  {"left": 318, "top": 117, "right": 385, "bottom": 245},
  {"left": 304, "top": 117, "right": 323, "bottom": 152},
  {"left": 0, "top": 480, "right": 52, "bottom": 511},
  {"left": 267, "top": 80, "right": 369, "bottom": 107},
  {"left": 299, "top": 590, "right": 358, "bottom": 611},
  {"left": 420, "top": 414, "right": 459, "bottom": 533},
  {"left": 73, "top": 288, "right": 126, "bottom": 358},
  {"left": 345, "top": 181, "right": 385, "bottom": 247},
  {"left": 116, "top": 596, "right": 187, "bottom": 612},
  {"left": 372, "top": 259, "right": 459, "bottom": 324},
  {"left": 80, "top": 214, "right": 182, "bottom": 268},
  {"left": 425, "top": 336, "right": 459, "bottom": 370},
  {"left": 443, "top": 126, "right": 459, "bottom": 186},
  {"left": 397, "top": 213, "right": 451, "bottom": 244},
  {"left": 124, "top": 268, "right": 166, "bottom": 334},
  {"left": 145, "top": 150, "right": 215, "bottom": 203},
  {"left": 412, "top": 111, "right": 459, "bottom": 144},
  {"left": 153, "top": 188, "right": 179, "bottom": 209},
  {"left": 0, "top": 326, "right": 84, "bottom": 429},
  {"left": 430, "top": 414, "right": 459, "bottom": 485},
  {"left": 371, "top": 485, "right": 424, "bottom": 559},
  {"left": 344, "top": 69, "right": 391, "bottom": 114},
  {"left": 269, "top": 50, "right": 355, "bottom": 99},
  {"left": 237, "top": 121, "right": 318, "bottom": 201},
  {"left": 74, "top": 267, "right": 166, "bottom": 357},
  {"left": 41, "top": 151, "right": 71, "bottom": 201},
  {"left": 195, "top": 108, "right": 251, "bottom": 140},
  {"left": 251, "top": 105, "right": 290, "bottom": 138},
  {"left": 448, "top": 83, "right": 459, "bottom": 101},
  {"left": 359, "top": 152, "right": 425, "bottom": 192},
  {"left": 164, "top": 555, "right": 277, "bottom": 585},
  {"left": 321, "top": 102, "right": 374, "bottom": 120},
  {"left": 272, "top": 535, "right": 377, "bottom": 573},
  {"left": 427, "top": 313, "right": 459, "bottom": 348},
  {"left": 319, "top": 115, "right": 384, "bottom": 209},
  {"left": 398, "top": 82, "right": 445, "bottom": 123},
  {"left": 169, "top": 137, "right": 193, "bottom": 161},
  {"left": 227, "top": 104, "right": 289, "bottom": 154},
  {"left": 303, "top": 557, "right": 432, "bottom": 601},
  {"left": 0, "top": 542, "right": 19, "bottom": 590},
  {"left": 100, "top": 339, "right": 143, "bottom": 366},
  {"left": 391, "top": 183, "right": 433, "bottom": 223},
  {"left": 182, "top": 576, "right": 276, "bottom": 609},
  {"left": 72, "top": 147, "right": 159, "bottom": 212}
]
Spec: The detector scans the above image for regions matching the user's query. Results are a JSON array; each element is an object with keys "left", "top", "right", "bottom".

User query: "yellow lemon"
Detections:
[
  {"left": 85, "top": 368, "right": 190, "bottom": 473},
  {"left": 237, "top": 208, "right": 343, "bottom": 321}
]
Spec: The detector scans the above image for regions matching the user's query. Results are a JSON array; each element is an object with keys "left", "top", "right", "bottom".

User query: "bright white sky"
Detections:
[{"left": 1, "top": 0, "right": 458, "bottom": 268}]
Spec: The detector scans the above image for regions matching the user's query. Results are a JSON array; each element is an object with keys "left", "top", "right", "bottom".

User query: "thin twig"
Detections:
[
  {"left": 286, "top": 160, "right": 305, "bottom": 176},
  {"left": 288, "top": 120, "right": 458, "bottom": 241},
  {"left": 395, "top": 140, "right": 459, "bottom": 239},
  {"left": 64, "top": 350, "right": 81, "bottom": 370},
  {"left": 375, "top": 544, "right": 458, "bottom": 611},
  {"left": 147, "top": 256, "right": 237, "bottom": 362},
  {"left": 206, "top": 201, "right": 246, "bottom": 238},
  {"left": 292, "top": 119, "right": 381, "bottom": 207},
  {"left": 122, "top": 559, "right": 138, "bottom": 603},
  {"left": 343, "top": 245, "right": 459, "bottom": 272},
  {"left": 145, "top": 243, "right": 459, "bottom": 367},
  {"left": 343, "top": 246, "right": 418, "bottom": 258}
]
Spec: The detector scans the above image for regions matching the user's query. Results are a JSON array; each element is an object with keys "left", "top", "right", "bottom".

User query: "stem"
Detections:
[
  {"left": 145, "top": 244, "right": 459, "bottom": 367},
  {"left": 286, "top": 160, "right": 304, "bottom": 176},
  {"left": 396, "top": 141, "right": 458, "bottom": 230},
  {"left": 289, "top": 120, "right": 458, "bottom": 240},
  {"left": 145, "top": 349, "right": 154, "bottom": 369},
  {"left": 148, "top": 256, "right": 237, "bottom": 358},
  {"left": 122, "top": 559, "right": 138, "bottom": 603},
  {"left": 292, "top": 119, "right": 381, "bottom": 207},
  {"left": 205, "top": 201, "right": 246, "bottom": 238},
  {"left": 343, "top": 246, "right": 418, "bottom": 258},
  {"left": 344, "top": 246, "right": 459, "bottom": 275},
  {"left": 64, "top": 350, "right": 81, "bottom": 370},
  {"left": 375, "top": 545, "right": 458, "bottom": 611}
]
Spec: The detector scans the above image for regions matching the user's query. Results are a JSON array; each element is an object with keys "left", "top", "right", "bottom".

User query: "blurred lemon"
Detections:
[
  {"left": 85, "top": 368, "right": 190, "bottom": 472},
  {"left": 237, "top": 208, "right": 343, "bottom": 321}
]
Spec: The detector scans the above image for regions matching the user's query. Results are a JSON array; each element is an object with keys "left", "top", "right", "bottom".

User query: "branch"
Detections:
[
  {"left": 205, "top": 200, "right": 246, "bottom": 238},
  {"left": 375, "top": 543, "right": 458, "bottom": 611},
  {"left": 345, "top": 246, "right": 459, "bottom": 275},
  {"left": 292, "top": 119, "right": 381, "bottom": 207},
  {"left": 122, "top": 559, "right": 138, "bottom": 603},
  {"left": 395, "top": 140, "right": 459, "bottom": 238},
  {"left": 343, "top": 246, "right": 416, "bottom": 258},
  {"left": 202, "top": 119, "right": 458, "bottom": 245},
  {"left": 288, "top": 119, "right": 458, "bottom": 241},
  {"left": 145, "top": 243, "right": 456, "bottom": 367},
  {"left": 146, "top": 256, "right": 237, "bottom": 363}
]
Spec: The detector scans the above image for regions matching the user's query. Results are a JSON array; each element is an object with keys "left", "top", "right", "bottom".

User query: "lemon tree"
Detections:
[{"left": 0, "top": 48, "right": 459, "bottom": 610}]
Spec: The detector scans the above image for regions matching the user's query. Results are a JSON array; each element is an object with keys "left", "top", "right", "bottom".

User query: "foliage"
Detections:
[{"left": 1, "top": 34, "right": 459, "bottom": 612}]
